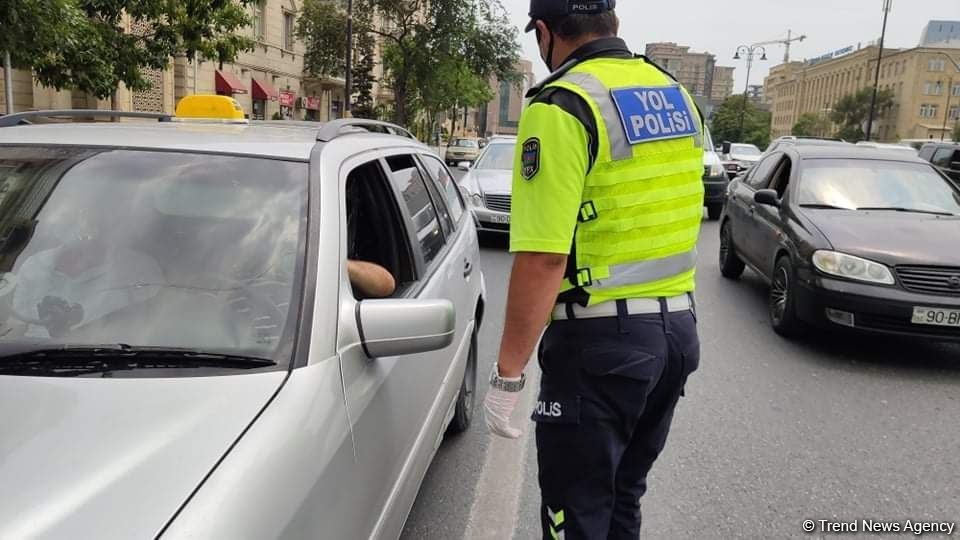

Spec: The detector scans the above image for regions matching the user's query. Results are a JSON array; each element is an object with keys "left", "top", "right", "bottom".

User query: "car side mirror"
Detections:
[
  {"left": 357, "top": 299, "right": 455, "bottom": 358},
  {"left": 457, "top": 161, "right": 471, "bottom": 171},
  {"left": 754, "top": 189, "right": 781, "bottom": 208},
  {"left": 721, "top": 141, "right": 732, "bottom": 155}
]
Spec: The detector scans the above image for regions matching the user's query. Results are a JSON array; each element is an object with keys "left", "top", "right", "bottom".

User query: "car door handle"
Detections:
[{"left": 463, "top": 259, "right": 474, "bottom": 278}]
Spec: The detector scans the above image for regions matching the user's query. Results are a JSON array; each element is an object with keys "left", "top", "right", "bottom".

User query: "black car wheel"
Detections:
[
  {"left": 719, "top": 221, "right": 746, "bottom": 279},
  {"left": 448, "top": 329, "right": 478, "bottom": 434},
  {"left": 707, "top": 203, "right": 723, "bottom": 221},
  {"left": 770, "top": 255, "right": 803, "bottom": 337}
]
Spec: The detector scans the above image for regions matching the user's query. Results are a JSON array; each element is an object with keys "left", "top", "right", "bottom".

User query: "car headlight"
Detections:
[
  {"left": 709, "top": 163, "right": 725, "bottom": 177},
  {"left": 470, "top": 193, "right": 483, "bottom": 207},
  {"left": 812, "top": 250, "right": 895, "bottom": 285}
]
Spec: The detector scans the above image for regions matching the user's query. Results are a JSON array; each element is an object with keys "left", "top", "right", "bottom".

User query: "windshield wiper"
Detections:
[
  {"left": 799, "top": 203, "right": 851, "bottom": 210},
  {"left": 856, "top": 207, "right": 956, "bottom": 216},
  {"left": 0, "top": 343, "right": 276, "bottom": 376}
]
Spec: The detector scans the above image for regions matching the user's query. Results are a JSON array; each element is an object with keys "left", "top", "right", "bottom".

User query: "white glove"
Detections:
[{"left": 483, "top": 376, "right": 524, "bottom": 439}]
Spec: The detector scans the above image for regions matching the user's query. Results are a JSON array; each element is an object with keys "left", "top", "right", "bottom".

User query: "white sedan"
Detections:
[{"left": 458, "top": 137, "right": 517, "bottom": 234}]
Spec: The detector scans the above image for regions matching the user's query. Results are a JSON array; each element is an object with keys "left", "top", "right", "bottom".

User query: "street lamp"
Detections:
[
  {"left": 865, "top": 0, "right": 893, "bottom": 142},
  {"left": 733, "top": 44, "right": 767, "bottom": 142}
]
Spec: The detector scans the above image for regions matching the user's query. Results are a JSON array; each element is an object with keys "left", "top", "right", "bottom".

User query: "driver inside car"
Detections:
[{"left": 10, "top": 206, "right": 164, "bottom": 339}]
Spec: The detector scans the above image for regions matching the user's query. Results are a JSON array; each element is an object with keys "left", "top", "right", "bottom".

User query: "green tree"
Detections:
[
  {"left": 952, "top": 122, "right": 960, "bottom": 143},
  {"left": 0, "top": 0, "right": 87, "bottom": 77},
  {"left": 299, "top": 0, "right": 520, "bottom": 126},
  {"left": 8, "top": 0, "right": 255, "bottom": 103},
  {"left": 829, "top": 87, "right": 895, "bottom": 142},
  {"left": 710, "top": 95, "right": 771, "bottom": 149},
  {"left": 792, "top": 112, "right": 832, "bottom": 138},
  {"left": 297, "top": 0, "right": 348, "bottom": 78},
  {"left": 297, "top": 0, "right": 378, "bottom": 117},
  {"left": 350, "top": 29, "right": 378, "bottom": 119}
]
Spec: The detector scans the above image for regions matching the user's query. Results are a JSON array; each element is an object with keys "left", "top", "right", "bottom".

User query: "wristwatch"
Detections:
[{"left": 489, "top": 367, "right": 526, "bottom": 392}]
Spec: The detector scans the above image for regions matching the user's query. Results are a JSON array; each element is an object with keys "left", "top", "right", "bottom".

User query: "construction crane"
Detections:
[{"left": 751, "top": 30, "right": 808, "bottom": 63}]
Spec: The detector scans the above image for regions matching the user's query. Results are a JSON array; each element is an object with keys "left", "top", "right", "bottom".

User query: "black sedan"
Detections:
[{"left": 718, "top": 145, "right": 960, "bottom": 341}]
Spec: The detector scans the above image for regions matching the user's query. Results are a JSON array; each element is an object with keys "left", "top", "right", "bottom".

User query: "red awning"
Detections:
[
  {"left": 215, "top": 70, "right": 247, "bottom": 95},
  {"left": 252, "top": 78, "right": 279, "bottom": 101}
]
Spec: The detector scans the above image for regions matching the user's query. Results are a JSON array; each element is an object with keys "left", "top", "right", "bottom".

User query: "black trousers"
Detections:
[{"left": 534, "top": 301, "right": 699, "bottom": 540}]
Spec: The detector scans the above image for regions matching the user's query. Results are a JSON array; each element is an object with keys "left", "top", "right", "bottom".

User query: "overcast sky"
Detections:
[{"left": 500, "top": 0, "right": 960, "bottom": 90}]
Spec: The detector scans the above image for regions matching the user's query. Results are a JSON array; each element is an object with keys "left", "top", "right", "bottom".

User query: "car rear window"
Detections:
[
  {"left": 0, "top": 147, "right": 308, "bottom": 368},
  {"left": 452, "top": 139, "right": 479, "bottom": 149}
]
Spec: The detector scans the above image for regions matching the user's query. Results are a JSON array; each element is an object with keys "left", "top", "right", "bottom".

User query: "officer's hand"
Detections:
[{"left": 483, "top": 379, "right": 524, "bottom": 439}]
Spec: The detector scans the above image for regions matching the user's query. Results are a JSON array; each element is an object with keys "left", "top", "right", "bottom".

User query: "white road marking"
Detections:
[{"left": 463, "top": 368, "right": 540, "bottom": 540}]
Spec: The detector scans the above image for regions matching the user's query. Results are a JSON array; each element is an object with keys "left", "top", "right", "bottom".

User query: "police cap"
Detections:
[{"left": 525, "top": 0, "right": 616, "bottom": 32}]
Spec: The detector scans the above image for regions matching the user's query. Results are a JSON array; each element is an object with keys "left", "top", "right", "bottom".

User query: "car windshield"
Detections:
[
  {"left": 731, "top": 145, "right": 761, "bottom": 156},
  {"left": 452, "top": 139, "right": 479, "bottom": 149},
  {"left": 0, "top": 147, "right": 307, "bottom": 365},
  {"left": 797, "top": 159, "right": 960, "bottom": 215},
  {"left": 474, "top": 143, "right": 515, "bottom": 170}
]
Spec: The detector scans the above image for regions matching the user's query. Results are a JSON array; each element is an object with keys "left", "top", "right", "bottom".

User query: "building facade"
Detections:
[
  {"left": 921, "top": 20, "right": 960, "bottom": 48},
  {"left": 477, "top": 59, "right": 535, "bottom": 137},
  {"left": 645, "top": 42, "right": 735, "bottom": 104},
  {"left": 712, "top": 66, "right": 736, "bottom": 102},
  {"left": 765, "top": 44, "right": 960, "bottom": 141},
  {"left": 175, "top": 0, "right": 314, "bottom": 121}
]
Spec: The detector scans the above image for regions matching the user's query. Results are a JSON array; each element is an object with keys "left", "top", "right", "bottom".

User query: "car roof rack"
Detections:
[
  {"left": 0, "top": 110, "right": 172, "bottom": 127},
  {"left": 315, "top": 118, "right": 416, "bottom": 142}
]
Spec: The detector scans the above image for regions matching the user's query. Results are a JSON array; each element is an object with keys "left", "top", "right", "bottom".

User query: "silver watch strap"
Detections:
[{"left": 490, "top": 369, "right": 526, "bottom": 392}]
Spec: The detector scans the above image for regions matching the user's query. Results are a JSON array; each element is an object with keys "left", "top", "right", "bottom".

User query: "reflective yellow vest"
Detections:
[{"left": 544, "top": 56, "right": 705, "bottom": 305}]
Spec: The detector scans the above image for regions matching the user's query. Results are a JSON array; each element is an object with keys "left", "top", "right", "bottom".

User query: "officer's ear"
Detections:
[{"left": 533, "top": 20, "right": 550, "bottom": 41}]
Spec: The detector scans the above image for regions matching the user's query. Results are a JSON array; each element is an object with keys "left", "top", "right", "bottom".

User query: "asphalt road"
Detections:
[{"left": 401, "top": 217, "right": 960, "bottom": 540}]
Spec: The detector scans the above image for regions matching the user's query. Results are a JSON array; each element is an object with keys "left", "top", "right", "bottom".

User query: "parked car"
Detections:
[
  {"left": 764, "top": 136, "right": 850, "bottom": 155},
  {"left": 444, "top": 137, "right": 481, "bottom": 165},
  {"left": 855, "top": 141, "right": 919, "bottom": 156},
  {"left": 0, "top": 98, "right": 485, "bottom": 539},
  {"left": 720, "top": 142, "right": 763, "bottom": 179},
  {"left": 458, "top": 137, "right": 516, "bottom": 234},
  {"left": 702, "top": 126, "right": 729, "bottom": 221},
  {"left": 719, "top": 144, "right": 960, "bottom": 340},
  {"left": 918, "top": 141, "right": 960, "bottom": 182}
]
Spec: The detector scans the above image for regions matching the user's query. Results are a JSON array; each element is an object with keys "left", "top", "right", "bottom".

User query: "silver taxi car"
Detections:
[{"left": 0, "top": 97, "right": 485, "bottom": 539}]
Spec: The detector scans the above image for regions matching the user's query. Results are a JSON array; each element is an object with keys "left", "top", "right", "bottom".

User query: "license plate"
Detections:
[
  {"left": 488, "top": 214, "right": 510, "bottom": 224},
  {"left": 911, "top": 307, "right": 960, "bottom": 327}
]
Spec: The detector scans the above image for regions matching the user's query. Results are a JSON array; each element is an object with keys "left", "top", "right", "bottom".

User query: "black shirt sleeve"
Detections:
[{"left": 530, "top": 87, "right": 600, "bottom": 172}]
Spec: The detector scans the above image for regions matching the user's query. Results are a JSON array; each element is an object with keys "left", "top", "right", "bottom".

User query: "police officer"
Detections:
[{"left": 482, "top": 1, "right": 704, "bottom": 538}]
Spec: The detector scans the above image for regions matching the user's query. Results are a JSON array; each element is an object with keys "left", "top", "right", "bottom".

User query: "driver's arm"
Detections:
[{"left": 347, "top": 260, "right": 396, "bottom": 298}]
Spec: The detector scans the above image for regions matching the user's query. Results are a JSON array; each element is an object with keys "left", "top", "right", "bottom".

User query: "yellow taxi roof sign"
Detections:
[{"left": 175, "top": 95, "right": 247, "bottom": 121}]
